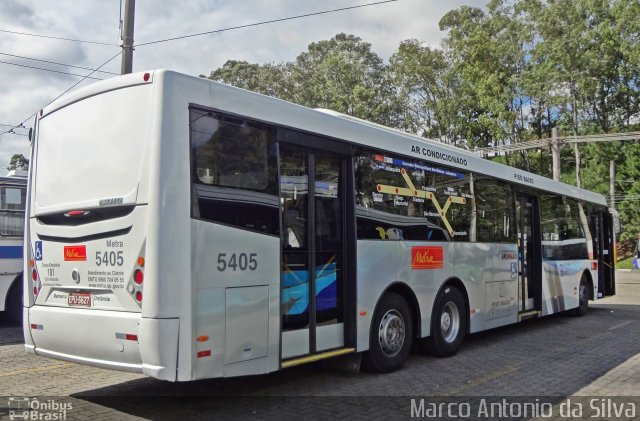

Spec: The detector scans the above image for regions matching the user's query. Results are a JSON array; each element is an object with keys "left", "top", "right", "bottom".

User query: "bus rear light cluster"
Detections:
[
  {"left": 32, "top": 267, "right": 41, "bottom": 297},
  {"left": 127, "top": 253, "right": 145, "bottom": 305}
]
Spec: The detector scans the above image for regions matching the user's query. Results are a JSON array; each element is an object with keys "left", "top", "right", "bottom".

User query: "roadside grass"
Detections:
[{"left": 616, "top": 256, "right": 635, "bottom": 269}]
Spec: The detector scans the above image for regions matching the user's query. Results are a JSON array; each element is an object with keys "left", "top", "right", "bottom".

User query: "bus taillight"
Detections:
[
  {"left": 32, "top": 268, "right": 41, "bottom": 297},
  {"left": 134, "top": 269, "right": 144, "bottom": 285},
  {"left": 127, "top": 254, "right": 145, "bottom": 305}
]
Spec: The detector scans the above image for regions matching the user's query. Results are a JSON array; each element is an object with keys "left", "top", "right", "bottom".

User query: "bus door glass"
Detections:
[
  {"left": 515, "top": 194, "right": 541, "bottom": 313},
  {"left": 280, "top": 146, "right": 345, "bottom": 359}
]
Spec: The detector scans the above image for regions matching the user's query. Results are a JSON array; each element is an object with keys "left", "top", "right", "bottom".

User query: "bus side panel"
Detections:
[
  {"left": 153, "top": 73, "right": 195, "bottom": 381},
  {"left": 0, "top": 235, "right": 23, "bottom": 311},
  {"left": 356, "top": 241, "right": 458, "bottom": 351},
  {"left": 541, "top": 261, "right": 597, "bottom": 315},
  {"left": 450, "top": 242, "right": 492, "bottom": 334},
  {"left": 356, "top": 241, "right": 399, "bottom": 352},
  {"left": 398, "top": 241, "right": 456, "bottom": 338},
  {"left": 191, "top": 220, "right": 280, "bottom": 380}
]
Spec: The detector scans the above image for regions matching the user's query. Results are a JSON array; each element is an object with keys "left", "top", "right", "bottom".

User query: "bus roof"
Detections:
[{"left": 39, "top": 70, "right": 607, "bottom": 206}]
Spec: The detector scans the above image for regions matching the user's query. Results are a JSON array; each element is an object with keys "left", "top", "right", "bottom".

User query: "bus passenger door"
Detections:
[
  {"left": 599, "top": 211, "right": 615, "bottom": 296},
  {"left": 279, "top": 146, "right": 350, "bottom": 361},
  {"left": 515, "top": 194, "right": 541, "bottom": 317}
]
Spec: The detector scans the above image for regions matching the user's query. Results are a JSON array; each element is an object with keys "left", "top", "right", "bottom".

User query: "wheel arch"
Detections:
[
  {"left": 4, "top": 271, "right": 23, "bottom": 308},
  {"left": 582, "top": 269, "right": 594, "bottom": 300},
  {"left": 433, "top": 277, "right": 470, "bottom": 334},
  {"left": 376, "top": 282, "right": 422, "bottom": 339}
]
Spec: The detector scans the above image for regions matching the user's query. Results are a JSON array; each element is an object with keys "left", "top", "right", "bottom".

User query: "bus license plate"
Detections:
[{"left": 68, "top": 292, "right": 91, "bottom": 307}]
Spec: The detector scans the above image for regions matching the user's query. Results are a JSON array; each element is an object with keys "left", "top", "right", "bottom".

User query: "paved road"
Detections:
[{"left": 0, "top": 272, "right": 638, "bottom": 420}]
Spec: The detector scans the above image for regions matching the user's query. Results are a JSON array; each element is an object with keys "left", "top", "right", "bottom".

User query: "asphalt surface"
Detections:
[{"left": 0, "top": 271, "right": 638, "bottom": 420}]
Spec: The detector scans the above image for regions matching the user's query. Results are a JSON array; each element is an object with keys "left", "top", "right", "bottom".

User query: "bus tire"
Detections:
[
  {"left": 362, "top": 292, "right": 412, "bottom": 373},
  {"left": 573, "top": 275, "right": 589, "bottom": 317},
  {"left": 6, "top": 277, "right": 23, "bottom": 326},
  {"left": 421, "top": 285, "right": 466, "bottom": 357}
]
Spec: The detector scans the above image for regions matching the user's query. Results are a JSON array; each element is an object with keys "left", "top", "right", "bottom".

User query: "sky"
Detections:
[{"left": 0, "top": 0, "right": 487, "bottom": 170}]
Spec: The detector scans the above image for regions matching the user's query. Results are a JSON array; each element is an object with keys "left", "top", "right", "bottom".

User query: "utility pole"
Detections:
[
  {"left": 120, "top": 0, "right": 136, "bottom": 75},
  {"left": 610, "top": 160, "right": 617, "bottom": 264},
  {"left": 551, "top": 127, "right": 560, "bottom": 181}
]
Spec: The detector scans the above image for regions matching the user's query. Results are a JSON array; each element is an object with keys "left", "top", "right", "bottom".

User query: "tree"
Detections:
[
  {"left": 289, "top": 33, "right": 399, "bottom": 125},
  {"left": 206, "top": 60, "right": 292, "bottom": 100},
  {"left": 207, "top": 34, "right": 400, "bottom": 126},
  {"left": 8, "top": 154, "right": 28, "bottom": 171},
  {"left": 389, "top": 39, "right": 459, "bottom": 142}
]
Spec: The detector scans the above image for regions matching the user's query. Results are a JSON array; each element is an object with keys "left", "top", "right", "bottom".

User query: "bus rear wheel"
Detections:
[
  {"left": 363, "top": 292, "right": 413, "bottom": 373},
  {"left": 573, "top": 275, "right": 589, "bottom": 317},
  {"left": 6, "top": 278, "right": 23, "bottom": 326},
  {"left": 421, "top": 285, "right": 466, "bottom": 357}
]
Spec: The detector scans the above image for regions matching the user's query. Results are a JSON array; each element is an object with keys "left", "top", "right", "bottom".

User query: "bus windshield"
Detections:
[{"left": 34, "top": 84, "right": 153, "bottom": 213}]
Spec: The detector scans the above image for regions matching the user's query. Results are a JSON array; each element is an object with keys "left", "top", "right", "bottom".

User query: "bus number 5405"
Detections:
[
  {"left": 96, "top": 251, "right": 124, "bottom": 267},
  {"left": 217, "top": 253, "right": 257, "bottom": 272}
]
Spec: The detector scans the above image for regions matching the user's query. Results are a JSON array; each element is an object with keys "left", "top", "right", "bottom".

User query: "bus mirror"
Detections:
[{"left": 28, "top": 128, "right": 32, "bottom": 142}]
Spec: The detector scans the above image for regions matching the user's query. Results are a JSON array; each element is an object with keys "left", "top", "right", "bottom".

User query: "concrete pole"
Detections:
[
  {"left": 610, "top": 160, "right": 617, "bottom": 264},
  {"left": 120, "top": 0, "right": 135, "bottom": 75}
]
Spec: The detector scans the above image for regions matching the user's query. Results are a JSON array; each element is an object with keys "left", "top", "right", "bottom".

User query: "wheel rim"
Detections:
[
  {"left": 440, "top": 301, "right": 460, "bottom": 343},
  {"left": 378, "top": 309, "right": 405, "bottom": 357}
]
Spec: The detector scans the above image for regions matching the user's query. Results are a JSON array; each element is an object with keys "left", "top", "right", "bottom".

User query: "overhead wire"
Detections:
[
  {"left": 0, "top": 29, "right": 117, "bottom": 46},
  {"left": 136, "top": 0, "right": 399, "bottom": 47},
  {"left": 0, "top": 60, "right": 104, "bottom": 80},
  {"left": 0, "top": 51, "right": 122, "bottom": 138},
  {"left": 2, "top": 1, "right": 399, "bottom": 138},
  {"left": 0, "top": 52, "right": 119, "bottom": 75}
]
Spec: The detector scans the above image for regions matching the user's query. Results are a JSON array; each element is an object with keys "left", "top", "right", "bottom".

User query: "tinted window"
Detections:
[
  {"left": 190, "top": 108, "right": 279, "bottom": 235},
  {"left": 474, "top": 177, "right": 515, "bottom": 243},
  {"left": 191, "top": 108, "right": 278, "bottom": 193},
  {"left": 354, "top": 148, "right": 472, "bottom": 241},
  {"left": 540, "top": 194, "right": 589, "bottom": 260}
]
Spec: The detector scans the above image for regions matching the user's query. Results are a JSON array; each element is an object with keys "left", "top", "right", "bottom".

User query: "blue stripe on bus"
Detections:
[{"left": 0, "top": 246, "right": 23, "bottom": 259}]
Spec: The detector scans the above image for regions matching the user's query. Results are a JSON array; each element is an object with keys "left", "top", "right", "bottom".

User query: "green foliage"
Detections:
[
  {"left": 8, "top": 153, "right": 28, "bottom": 171},
  {"left": 205, "top": 1, "right": 640, "bottom": 241}
]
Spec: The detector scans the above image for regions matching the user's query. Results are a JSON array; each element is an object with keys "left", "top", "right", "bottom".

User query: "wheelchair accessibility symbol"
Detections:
[{"left": 35, "top": 241, "right": 42, "bottom": 261}]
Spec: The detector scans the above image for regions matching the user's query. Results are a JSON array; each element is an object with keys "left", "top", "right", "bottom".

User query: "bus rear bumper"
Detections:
[
  {"left": 26, "top": 306, "right": 179, "bottom": 381},
  {"left": 33, "top": 347, "right": 145, "bottom": 373}
]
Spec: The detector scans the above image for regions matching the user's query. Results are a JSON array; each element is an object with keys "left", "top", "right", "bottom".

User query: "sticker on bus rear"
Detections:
[
  {"left": 64, "top": 245, "right": 87, "bottom": 261},
  {"left": 35, "top": 241, "right": 43, "bottom": 261}
]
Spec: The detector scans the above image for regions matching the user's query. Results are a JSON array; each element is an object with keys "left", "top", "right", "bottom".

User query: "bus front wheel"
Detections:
[
  {"left": 421, "top": 285, "right": 466, "bottom": 357},
  {"left": 363, "top": 292, "right": 413, "bottom": 373},
  {"left": 573, "top": 275, "right": 589, "bottom": 317}
]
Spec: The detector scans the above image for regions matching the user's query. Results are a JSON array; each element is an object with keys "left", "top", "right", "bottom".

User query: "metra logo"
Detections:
[
  {"left": 64, "top": 245, "right": 86, "bottom": 261},
  {"left": 411, "top": 246, "right": 444, "bottom": 269}
]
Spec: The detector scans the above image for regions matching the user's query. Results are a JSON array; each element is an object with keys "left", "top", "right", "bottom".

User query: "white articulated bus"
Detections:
[
  {"left": 24, "top": 71, "right": 615, "bottom": 381},
  {"left": 0, "top": 170, "right": 27, "bottom": 325}
]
